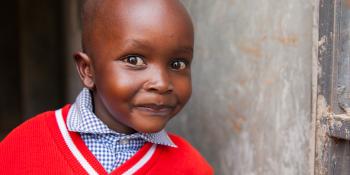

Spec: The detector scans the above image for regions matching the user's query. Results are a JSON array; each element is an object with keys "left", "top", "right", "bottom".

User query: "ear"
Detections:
[{"left": 74, "top": 52, "right": 95, "bottom": 89}]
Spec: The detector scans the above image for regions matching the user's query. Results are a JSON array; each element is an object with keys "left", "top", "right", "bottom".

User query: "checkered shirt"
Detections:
[{"left": 67, "top": 88, "right": 176, "bottom": 173}]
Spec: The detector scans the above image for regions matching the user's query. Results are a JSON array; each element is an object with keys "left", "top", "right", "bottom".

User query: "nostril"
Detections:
[
  {"left": 144, "top": 81, "right": 173, "bottom": 94},
  {"left": 143, "top": 69, "right": 173, "bottom": 94}
]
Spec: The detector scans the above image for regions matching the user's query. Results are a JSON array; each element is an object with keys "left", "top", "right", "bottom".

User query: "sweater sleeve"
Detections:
[{"left": 158, "top": 133, "right": 214, "bottom": 175}]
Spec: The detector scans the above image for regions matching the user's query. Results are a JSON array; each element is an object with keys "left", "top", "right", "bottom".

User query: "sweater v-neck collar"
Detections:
[{"left": 47, "top": 105, "right": 162, "bottom": 175}]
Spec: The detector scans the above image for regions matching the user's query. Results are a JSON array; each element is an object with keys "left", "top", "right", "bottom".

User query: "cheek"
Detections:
[
  {"left": 96, "top": 65, "right": 143, "bottom": 100},
  {"left": 174, "top": 76, "right": 192, "bottom": 103}
]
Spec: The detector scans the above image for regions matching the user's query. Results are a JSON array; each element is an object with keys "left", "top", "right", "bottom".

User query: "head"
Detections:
[{"left": 74, "top": 0, "right": 194, "bottom": 134}]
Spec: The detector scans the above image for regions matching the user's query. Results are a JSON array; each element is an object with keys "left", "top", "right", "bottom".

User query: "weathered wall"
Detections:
[{"left": 167, "top": 1, "right": 316, "bottom": 174}]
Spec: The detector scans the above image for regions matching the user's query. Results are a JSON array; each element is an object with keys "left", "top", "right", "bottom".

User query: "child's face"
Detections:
[{"left": 76, "top": 0, "right": 194, "bottom": 134}]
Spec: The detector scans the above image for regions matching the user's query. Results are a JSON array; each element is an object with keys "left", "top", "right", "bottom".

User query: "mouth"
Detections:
[{"left": 133, "top": 104, "right": 176, "bottom": 116}]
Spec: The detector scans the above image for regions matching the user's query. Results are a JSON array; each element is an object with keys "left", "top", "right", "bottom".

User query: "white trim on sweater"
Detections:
[
  {"left": 55, "top": 109, "right": 157, "bottom": 175},
  {"left": 55, "top": 109, "right": 99, "bottom": 175}
]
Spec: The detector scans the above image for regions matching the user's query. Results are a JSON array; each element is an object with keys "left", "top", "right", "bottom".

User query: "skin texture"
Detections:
[{"left": 74, "top": 0, "right": 194, "bottom": 134}]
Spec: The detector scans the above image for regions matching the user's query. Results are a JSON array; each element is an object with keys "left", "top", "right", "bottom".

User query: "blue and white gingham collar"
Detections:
[{"left": 67, "top": 88, "right": 177, "bottom": 147}]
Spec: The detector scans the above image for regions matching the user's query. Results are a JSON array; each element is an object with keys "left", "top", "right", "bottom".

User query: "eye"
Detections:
[
  {"left": 170, "top": 60, "right": 187, "bottom": 70},
  {"left": 123, "top": 55, "right": 145, "bottom": 66}
]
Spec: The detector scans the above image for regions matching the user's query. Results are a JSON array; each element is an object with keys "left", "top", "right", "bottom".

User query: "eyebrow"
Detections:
[
  {"left": 125, "top": 39, "right": 153, "bottom": 50},
  {"left": 124, "top": 39, "right": 193, "bottom": 54},
  {"left": 175, "top": 47, "right": 193, "bottom": 54}
]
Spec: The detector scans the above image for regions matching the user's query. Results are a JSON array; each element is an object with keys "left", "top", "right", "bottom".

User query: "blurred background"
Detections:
[
  {"left": 1, "top": 0, "right": 350, "bottom": 175},
  {"left": 0, "top": 0, "right": 83, "bottom": 138}
]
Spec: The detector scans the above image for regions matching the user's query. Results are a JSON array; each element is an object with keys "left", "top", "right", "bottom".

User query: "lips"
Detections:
[{"left": 133, "top": 103, "right": 176, "bottom": 116}]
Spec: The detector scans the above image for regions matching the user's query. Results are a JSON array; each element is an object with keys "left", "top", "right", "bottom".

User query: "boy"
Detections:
[{"left": 0, "top": 0, "right": 213, "bottom": 174}]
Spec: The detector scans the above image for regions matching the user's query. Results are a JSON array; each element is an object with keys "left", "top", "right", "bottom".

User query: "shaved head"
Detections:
[
  {"left": 80, "top": 0, "right": 107, "bottom": 54},
  {"left": 80, "top": 0, "right": 193, "bottom": 57}
]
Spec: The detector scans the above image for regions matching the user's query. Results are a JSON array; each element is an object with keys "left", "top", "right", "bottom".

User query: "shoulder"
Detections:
[
  {"left": 1, "top": 104, "right": 72, "bottom": 146},
  {"left": 0, "top": 110, "right": 54, "bottom": 170},
  {"left": 161, "top": 133, "right": 214, "bottom": 174},
  {"left": 0, "top": 106, "right": 72, "bottom": 173},
  {"left": 1, "top": 104, "right": 71, "bottom": 144},
  {"left": 0, "top": 110, "right": 56, "bottom": 149},
  {"left": 168, "top": 133, "right": 205, "bottom": 153},
  {"left": 168, "top": 133, "right": 199, "bottom": 152}
]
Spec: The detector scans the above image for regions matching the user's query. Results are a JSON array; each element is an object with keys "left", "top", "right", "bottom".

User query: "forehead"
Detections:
[{"left": 82, "top": 0, "right": 194, "bottom": 57}]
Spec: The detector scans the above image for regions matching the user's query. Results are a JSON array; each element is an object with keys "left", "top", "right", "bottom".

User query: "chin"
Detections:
[{"left": 134, "top": 123, "right": 166, "bottom": 133}]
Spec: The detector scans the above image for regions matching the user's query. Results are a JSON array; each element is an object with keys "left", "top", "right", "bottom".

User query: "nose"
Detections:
[{"left": 143, "top": 66, "right": 173, "bottom": 94}]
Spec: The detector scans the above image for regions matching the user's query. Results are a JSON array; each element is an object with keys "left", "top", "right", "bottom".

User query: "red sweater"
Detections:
[{"left": 0, "top": 105, "right": 213, "bottom": 175}]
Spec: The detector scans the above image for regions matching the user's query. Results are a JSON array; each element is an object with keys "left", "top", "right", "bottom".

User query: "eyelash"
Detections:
[
  {"left": 170, "top": 59, "right": 189, "bottom": 70},
  {"left": 121, "top": 55, "right": 190, "bottom": 70},
  {"left": 122, "top": 55, "right": 146, "bottom": 67}
]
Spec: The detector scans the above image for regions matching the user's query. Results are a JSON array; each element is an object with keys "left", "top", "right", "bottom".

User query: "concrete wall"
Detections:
[{"left": 167, "top": 1, "right": 316, "bottom": 174}]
